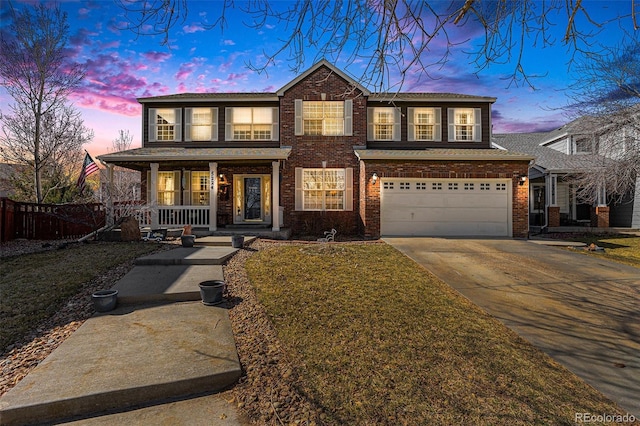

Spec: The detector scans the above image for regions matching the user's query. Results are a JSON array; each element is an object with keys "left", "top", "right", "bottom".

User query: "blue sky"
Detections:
[{"left": 1, "top": 1, "right": 637, "bottom": 157}]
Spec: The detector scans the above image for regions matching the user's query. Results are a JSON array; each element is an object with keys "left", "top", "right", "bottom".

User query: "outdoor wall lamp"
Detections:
[
  {"left": 519, "top": 174, "right": 528, "bottom": 186},
  {"left": 372, "top": 173, "right": 378, "bottom": 184},
  {"left": 218, "top": 173, "right": 228, "bottom": 185}
]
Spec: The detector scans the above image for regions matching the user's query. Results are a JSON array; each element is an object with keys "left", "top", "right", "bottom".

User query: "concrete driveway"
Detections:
[{"left": 384, "top": 237, "right": 640, "bottom": 417}]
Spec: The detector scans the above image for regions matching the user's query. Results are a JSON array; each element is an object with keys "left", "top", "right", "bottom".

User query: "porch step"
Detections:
[
  {"left": 135, "top": 247, "right": 238, "bottom": 266},
  {"left": 112, "top": 264, "right": 224, "bottom": 305},
  {"left": 193, "top": 236, "right": 256, "bottom": 247}
]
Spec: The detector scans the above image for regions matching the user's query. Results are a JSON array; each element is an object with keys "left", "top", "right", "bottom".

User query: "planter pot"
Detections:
[
  {"left": 181, "top": 235, "right": 196, "bottom": 247},
  {"left": 231, "top": 235, "right": 244, "bottom": 248},
  {"left": 92, "top": 290, "right": 118, "bottom": 312},
  {"left": 199, "top": 280, "right": 225, "bottom": 306}
]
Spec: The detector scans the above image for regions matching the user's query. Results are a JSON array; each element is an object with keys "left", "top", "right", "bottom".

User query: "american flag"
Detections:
[{"left": 77, "top": 152, "right": 99, "bottom": 194}]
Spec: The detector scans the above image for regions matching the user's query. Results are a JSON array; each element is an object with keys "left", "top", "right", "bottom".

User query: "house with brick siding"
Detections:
[{"left": 98, "top": 60, "right": 532, "bottom": 239}]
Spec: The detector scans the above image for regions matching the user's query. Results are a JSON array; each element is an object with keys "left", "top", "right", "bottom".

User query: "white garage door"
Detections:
[{"left": 381, "top": 178, "right": 512, "bottom": 237}]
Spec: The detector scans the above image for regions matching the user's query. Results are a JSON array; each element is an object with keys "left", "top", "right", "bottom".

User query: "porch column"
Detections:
[
  {"left": 209, "top": 162, "right": 217, "bottom": 232},
  {"left": 592, "top": 182, "right": 609, "bottom": 228},
  {"left": 272, "top": 161, "right": 280, "bottom": 232},
  {"left": 150, "top": 163, "right": 159, "bottom": 229},
  {"left": 105, "top": 163, "right": 114, "bottom": 226},
  {"left": 546, "top": 174, "right": 560, "bottom": 227}
]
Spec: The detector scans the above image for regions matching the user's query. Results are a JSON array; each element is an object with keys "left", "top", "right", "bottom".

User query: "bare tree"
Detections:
[
  {"left": 565, "top": 38, "right": 640, "bottom": 204},
  {"left": 1, "top": 103, "right": 94, "bottom": 203},
  {"left": 0, "top": 2, "right": 86, "bottom": 203},
  {"left": 116, "top": 0, "right": 638, "bottom": 90}
]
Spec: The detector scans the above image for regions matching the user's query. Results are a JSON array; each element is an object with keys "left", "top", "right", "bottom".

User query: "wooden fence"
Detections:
[{"left": 0, "top": 198, "right": 106, "bottom": 242}]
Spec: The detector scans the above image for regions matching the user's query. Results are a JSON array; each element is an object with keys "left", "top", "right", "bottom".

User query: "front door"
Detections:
[{"left": 233, "top": 174, "right": 272, "bottom": 224}]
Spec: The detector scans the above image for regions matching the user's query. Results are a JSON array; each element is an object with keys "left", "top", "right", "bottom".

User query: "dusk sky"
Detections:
[{"left": 1, "top": 1, "right": 637, "bottom": 158}]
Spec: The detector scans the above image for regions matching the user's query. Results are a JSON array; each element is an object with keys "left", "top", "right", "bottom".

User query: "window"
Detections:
[
  {"left": 185, "top": 108, "right": 217, "bottom": 141},
  {"left": 295, "top": 99, "right": 353, "bottom": 136},
  {"left": 574, "top": 137, "right": 592, "bottom": 154},
  {"left": 225, "top": 107, "right": 278, "bottom": 141},
  {"left": 447, "top": 108, "right": 481, "bottom": 142},
  {"left": 191, "top": 172, "right": 210, "bottom": 205},
  {"left": 408, "top": 108, "right": 441, "bottom": 141},
  {"left": 157, "top": 171, "right": 180, "bottom": 205},
  {"left": 368, "top": 107, "right": 400, "bottom": 141},
  {"left": 295, "top": 167, "right": 353, "bottom": 211},
  {"left": 149, "top": 108, "right": 182, "bottom": 142}
]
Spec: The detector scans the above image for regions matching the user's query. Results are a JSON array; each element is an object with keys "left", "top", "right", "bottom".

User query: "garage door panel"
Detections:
[{"left": 381, "top": 179, "right": 511, "bottom": 237}]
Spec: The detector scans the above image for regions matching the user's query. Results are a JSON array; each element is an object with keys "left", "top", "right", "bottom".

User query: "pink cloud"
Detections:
[
  {"left": 71, "top": 90, "right": 141, "bottom": 117},
  {"left": 183, "top": 24, "right": 205, "bottom": 34},
  {"left": 142, "top": 51, "right": 171, "bottom": 62}
]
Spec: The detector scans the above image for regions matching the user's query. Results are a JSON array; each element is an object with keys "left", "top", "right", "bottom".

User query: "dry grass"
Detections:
[
  {"left": 550, "top": 233, "right": 640, "bottom": 268},
  {"left": 246, "top": 242, "right": 628, "bottom": 425},
  {"left": 0, "top": 242, "right": 162, "bottom": 351}
]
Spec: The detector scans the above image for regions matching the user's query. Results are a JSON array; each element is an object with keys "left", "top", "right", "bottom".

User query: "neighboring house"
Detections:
[
  {"left": 98, "top": 61, "right": 532, "bottom": 239},
  {"left": 495, "top": 114, "right": 640, "bottom": 229}
]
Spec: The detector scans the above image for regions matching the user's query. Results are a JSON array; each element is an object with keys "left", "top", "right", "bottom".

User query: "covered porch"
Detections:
[{"left": 98, "top": 147, "right": 292, "bottom": 235}]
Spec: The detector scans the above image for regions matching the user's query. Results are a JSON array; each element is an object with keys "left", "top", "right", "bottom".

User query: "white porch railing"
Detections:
[
  {"left": 157, "top": 206, "right": 210, "bottom": 227},
  {"left": 114, "top": 204, "right": 210, "bottom": 229}
]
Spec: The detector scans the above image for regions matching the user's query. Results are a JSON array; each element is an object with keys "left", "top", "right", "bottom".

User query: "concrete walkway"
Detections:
[
  {"left": 0, "top": 237, "right": 253, "bottom": 426},
  {"left": 385, "top": 237, "right": 640, "bottom": 418}
]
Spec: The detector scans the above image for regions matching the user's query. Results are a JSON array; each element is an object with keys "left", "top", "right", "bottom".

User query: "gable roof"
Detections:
[
  {"left": 276, "top": 59, "right": 371, "bottom": 97},
  {"left": 494, "top": 133, "right": 601, "bottom": 173}
]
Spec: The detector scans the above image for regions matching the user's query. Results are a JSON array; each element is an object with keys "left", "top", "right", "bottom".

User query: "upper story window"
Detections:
[
  {"left": 408, "top": 107, "right": 441, "bottom": 141},
  {"left": 225, "top": 107, "right": 279, "bottom": 141},
  {"left": 574, "top": 136, "right": 593, "bottom": 154},
  {"left": 368, "top": 107, "right": 400, "bottom": 141},
  {"left": 448, "top": 108, "right": 481, "bottom": 142},
  {"left": 149, "top": 108, "right": 182, "bottom": 142},
  {"left": 185, "top": 108, "right": 218, "bottom": 141},
  {"left": 294, "top": 99, "right": 353, "bottom": 136}
]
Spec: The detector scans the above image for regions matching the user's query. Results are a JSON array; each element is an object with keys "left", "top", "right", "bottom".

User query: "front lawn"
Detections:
[
  {"left": 0, "top": 242, "right": 163, "bottom": 351},
  {"left": 246, "top": 242, "right": 627, "bottom": 425},
  {"left": 553, "top": 233, "right": 640, "bottom": 268}
]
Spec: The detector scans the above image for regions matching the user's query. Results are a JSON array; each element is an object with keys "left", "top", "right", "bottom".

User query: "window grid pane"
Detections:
[
  {"left": 232, "top": 107, "right": 273, "bottom": 140},
  {"left": 413, "top": 108, "right": 435, "bottom": 141},
  {"left": 303, "top": 101, "right": 344, "bottom": 136},
  {"left": 191, "top": 172, "right": 209, "bottom": 205},
  {"left": 302, "top": 168, "right": 346, "bottom": 210}
]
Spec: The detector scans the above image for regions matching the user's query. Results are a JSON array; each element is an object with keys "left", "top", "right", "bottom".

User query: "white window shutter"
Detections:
[
  {"left": 393, "top": 108, "right": 401, "bottom": 141},
  {"left": 184, "top": 108, "right": 192, "bottom": 142},
  {"left": 407, "top": 107, "right": 415, "bottom": 142},
  {"left": 473, "top": 108, "right": 482, "bottom": 142},
  {"left": 294, "top": 100, "right": 303, "bottom": 136},
  {"left": 367, "top": 108, "right": 374, "bottom": 140},
  {"left": 148, "top": 108, "right": 157, "bottom": 142},
  {"left": 345, "top": 168, "right": 353, "bottom": 211},
  {"left": 174, "top": 109, "right": 182, "bottom": 142},
  {"left": 271, "top": 107, "right": 279, "bottom": 141},
  {"left": 344, "top": 99, "right": 353, "bottom": 136},
  {"left": 295, "top": 168, "right": 304, "bottom": 210},
  {"left": 211, "top": 108, "right": 218, "bottom": 141},
  {"left": 182, "top": 171, "right": 191, "bottom": 205},
  {"left": 434, "top": 108, "right": 442, "bottom": 142},
  {"left": 173, "top": 171, "right": 181, "bottom": 204},
  {"left": 447, "top": 108, "right": 455, "bottom": 142},
  {"left": 225, "top": 108, "right": 233, "bottom": 140}
]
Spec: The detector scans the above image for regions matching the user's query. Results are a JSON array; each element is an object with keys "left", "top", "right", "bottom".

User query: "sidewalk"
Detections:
[{"left": 0, "top": 237, "right": 253, "bottom": 426}]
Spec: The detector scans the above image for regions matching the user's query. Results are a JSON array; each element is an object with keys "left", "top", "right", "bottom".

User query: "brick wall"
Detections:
[
  {"left": 591, "top": 206, "right": 610, "bottom": 228},
  {"left": 279, "top": 64, "right": 367, "bottom": 236},
  {"left": 548, "top": 206, "right": 560, "bottom": 227}
]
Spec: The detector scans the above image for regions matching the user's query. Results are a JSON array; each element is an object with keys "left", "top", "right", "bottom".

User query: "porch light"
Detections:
[
  {"left": 372, "top": 173, "right": 378, "bottom": 184},
  {"left": 218, "top": 174, "right": 228, "bottom": 185},
  {"left": 519, "top": 174, "right": 527, "bottom": 186}
]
